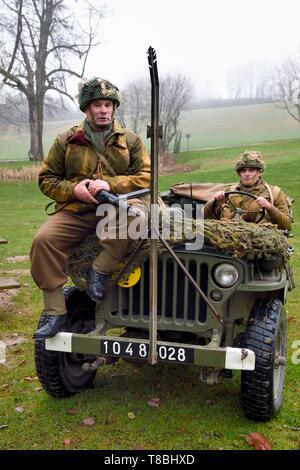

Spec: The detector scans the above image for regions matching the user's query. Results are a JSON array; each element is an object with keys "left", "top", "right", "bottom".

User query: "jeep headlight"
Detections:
[{"left": 213, "top": 263, "right": 239, "bottom": 288}]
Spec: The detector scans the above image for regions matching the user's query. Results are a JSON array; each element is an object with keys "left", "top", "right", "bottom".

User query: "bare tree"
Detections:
[
  {"left": 120, "top": 78, "right": 150, "bottom": 133},
  {"left": 0, "top": 92, "right": 29, "bottom": 128},
  {"left": 0, "top": 0, "right": 105, "bottom": 160},
  {"left": 120, "top": 74, "right": 193, "bottom": 157},
  {"left": 271, "top": 54, "right": 300, "bottom": 125},
  {"left": 160, "top": 74, "right": 193, "bottom": 155},
  {"left": 227, "top": 61, "right": 272, "bottom": 100}
]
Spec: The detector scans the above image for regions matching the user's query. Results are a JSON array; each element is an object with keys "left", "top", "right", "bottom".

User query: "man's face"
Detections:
[
  {"left": 86, "top": 99, "right": 114, "bottom": 129},
  {"left": 239, "top": 168, "right": 261, "bottom": 187}
]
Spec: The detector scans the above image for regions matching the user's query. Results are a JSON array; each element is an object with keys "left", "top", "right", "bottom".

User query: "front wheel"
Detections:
[
  {"left": 241, "top": 298, "right": 287, "bottom": 421},
  {"left": 34, "top": 287, "right": 97, "bottom": 398}
]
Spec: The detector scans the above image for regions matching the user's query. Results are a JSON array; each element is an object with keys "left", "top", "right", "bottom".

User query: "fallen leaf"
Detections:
[
  {"left": 63, "top": 439, "right": 72, "bottom": 446},
  {"left": 246, "top": 432, "right": 272, "bottom": 450},
  {"left": 15, "top": 406, "right": 24, "bottom": 413},
  {"left": 67, "top": 408, "right": 78, "bottom": 415},
  {"left": 24, "top": 376, "right": 33, "bottom": 382},
  {"left": 0, "top": 425, "right": 8, "bottom": 430},
  {"left": 283, "top": 425, "right": 300, "bottom": 431},
  {"left": 81, "top": 417, "right": 95, "bottom": 426},
  {"left": 287, "top": 316, "right": 296, "bottom": 322},
  {"left": 32, "top": 444, "right": 38, "bottom": 448},
  {"left": 34, "top": 387, "right": 43, "bottom": 392},
  {"left": 205, "top": 400, "right": 214, "bottom": 405},
  {"left": 128, "top": 412, "right": 135, "bottom": 420},
  {"left": 109, "top": 373, "right": 126, "bottom": 379},
  {"left": 147, "top": 397, "right": 160, "bottom": 408},
  {"left": 2, "top": 380, "right": 17, "bottom": 389}
]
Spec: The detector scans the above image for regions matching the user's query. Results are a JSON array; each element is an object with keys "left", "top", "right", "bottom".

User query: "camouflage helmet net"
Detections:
[
  {"left": 235, "top": 151, "right": 265, "bottom": 173},
  {"left": 78, "top": 77, "right": 121, "bottom": 111}
]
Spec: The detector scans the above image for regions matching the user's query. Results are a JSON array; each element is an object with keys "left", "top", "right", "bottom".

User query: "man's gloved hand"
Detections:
[{"left": 73, "top": 179, "right": 99, "bottom": 204}]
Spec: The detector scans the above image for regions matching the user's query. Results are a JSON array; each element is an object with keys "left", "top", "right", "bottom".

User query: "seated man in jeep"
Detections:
[{"left": 204, "top": 151, "right": 292, "bottom": 231}]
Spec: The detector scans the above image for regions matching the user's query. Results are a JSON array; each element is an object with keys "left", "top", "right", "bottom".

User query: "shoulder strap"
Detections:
[
  {"left": 264, "top": 183, "right": 281, "bottom": 205},
  {"left": 94, "top": 150, "right": 116, "bottom": 177}
]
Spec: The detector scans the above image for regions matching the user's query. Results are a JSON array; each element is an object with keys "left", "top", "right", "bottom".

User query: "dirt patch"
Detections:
[
  {"left": 0, "top": 288, "right": 20, "bottom": 313},
  {"left": 159, "top": 153, "right": 196, "bottom": 175},
  {"left": 3, "top": 268, "right": 30, "bottom": 276},
  {"left": 1, "top": 333, "right": 28, "bottom": 347},
  {"left": 6, "top": 256, "right": 30, "bottom": 263}
]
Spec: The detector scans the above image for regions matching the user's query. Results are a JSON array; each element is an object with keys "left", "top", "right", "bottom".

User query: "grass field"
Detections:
[
  {"left": 0, "top": 139, "right": 299, "bottom": 450},
  {"left": 0, "top": 103, "right": 300, "bottom": 161}
]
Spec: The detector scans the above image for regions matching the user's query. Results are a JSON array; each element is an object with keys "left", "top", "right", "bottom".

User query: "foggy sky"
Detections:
[{"left": 75, "top": 0, "right": 300, "bottom": 98}]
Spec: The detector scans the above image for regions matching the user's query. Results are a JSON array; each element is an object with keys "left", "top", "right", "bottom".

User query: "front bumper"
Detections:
[{"left": 45, "top": 333, "right": 255, "bottom": 371}]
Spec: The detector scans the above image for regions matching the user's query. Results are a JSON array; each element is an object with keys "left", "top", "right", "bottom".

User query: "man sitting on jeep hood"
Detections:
[{"left": 30, "top": 77, "right": 150, "bottom": 340}]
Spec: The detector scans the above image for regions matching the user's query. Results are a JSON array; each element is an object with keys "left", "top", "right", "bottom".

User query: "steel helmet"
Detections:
[
  {"left": 235, "top": 151, "right": 265, "bottom": 173},
  {"left": 78, "top": 77, "right": 121, "bottom": 111}
]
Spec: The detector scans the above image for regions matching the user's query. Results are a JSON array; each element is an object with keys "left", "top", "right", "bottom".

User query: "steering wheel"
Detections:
[{"left": 212, "top": 190, "right": 266, "bottom": 223}]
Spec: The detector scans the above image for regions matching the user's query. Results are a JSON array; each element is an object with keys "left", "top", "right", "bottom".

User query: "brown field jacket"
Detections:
[
  {"left": 204, "top": 180, "right": 292, "bottom": 230},
  {"left": 39, "top": 119, "right": 150, "bottom": 213}
]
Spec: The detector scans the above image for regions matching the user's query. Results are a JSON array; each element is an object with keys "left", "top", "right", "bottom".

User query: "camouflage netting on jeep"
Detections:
[{"left": 67, "top": 218, "right": 290, "bottom": 289}]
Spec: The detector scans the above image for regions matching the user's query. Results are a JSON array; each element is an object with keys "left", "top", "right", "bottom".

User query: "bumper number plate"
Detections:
[{"left": 100, "top": 339, "right": 194, "bottom": 364}]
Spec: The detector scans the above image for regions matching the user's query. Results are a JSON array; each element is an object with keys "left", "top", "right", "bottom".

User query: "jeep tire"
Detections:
[
  {"left": 241, "top": 298, "right": 287, "bottom": 422},
  {"left": 34, "top": 287, "right": 96, "bottom": 398}
]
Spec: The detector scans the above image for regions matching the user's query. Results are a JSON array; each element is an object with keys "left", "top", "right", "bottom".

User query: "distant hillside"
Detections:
[
  {"left": 0, "top": 103, "right": 299, "bottom": 161},
  {"left": 177, "top": 103, "right": 300, "bottom": 151}
]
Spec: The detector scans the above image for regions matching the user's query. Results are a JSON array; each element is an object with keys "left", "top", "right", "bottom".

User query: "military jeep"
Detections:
[{"left": 34, "top": 183, "right": 293, "bottom": 422}]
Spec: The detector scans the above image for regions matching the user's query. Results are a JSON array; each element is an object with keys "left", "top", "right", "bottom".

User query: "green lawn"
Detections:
[{"left": 0, "top": 139, "right": 299, "bottom": 450}]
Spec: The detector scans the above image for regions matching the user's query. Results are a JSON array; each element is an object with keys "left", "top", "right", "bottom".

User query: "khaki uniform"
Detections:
[
  {"left": 38, "top": 119, "right": 150, "bottom": 213},
  {"left": 30, "top": 119, "right": 150, "bottom": 314},
  {"left": 204, "top": 180, "right": 291, "bottom": 230}
]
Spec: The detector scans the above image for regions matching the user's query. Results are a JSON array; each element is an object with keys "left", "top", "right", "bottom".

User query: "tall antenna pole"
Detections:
[{"left": 147, "top": 46, "right": 161, "bottom": 364}]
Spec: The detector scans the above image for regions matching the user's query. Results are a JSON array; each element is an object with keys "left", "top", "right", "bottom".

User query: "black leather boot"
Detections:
[
  {"left": 33, "top": 314, "right": 67, "bottom": 340},
  {"left": 86, "top": 267, "right": 108, "bottom": 302}
]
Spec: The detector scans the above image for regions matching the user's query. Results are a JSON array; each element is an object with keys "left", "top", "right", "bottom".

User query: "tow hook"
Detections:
[{"left": 82, "top": 356, "right": 117, "bottom": 372}]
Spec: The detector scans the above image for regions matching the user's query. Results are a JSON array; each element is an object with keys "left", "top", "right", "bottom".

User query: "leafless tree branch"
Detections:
[
  {"left": 271, "top": 53, "right": 300, "bottom": 124},
  {"left": 3, "top": 0, "right": 23, "bottom": 84},
  {"left": 0, "top": 0, "right": 105, "bottom": 160}
]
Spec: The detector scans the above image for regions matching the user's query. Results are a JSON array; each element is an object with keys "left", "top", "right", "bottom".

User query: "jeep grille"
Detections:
[{"left": 111, "top": 255, "right": 209, "bottom": 328}]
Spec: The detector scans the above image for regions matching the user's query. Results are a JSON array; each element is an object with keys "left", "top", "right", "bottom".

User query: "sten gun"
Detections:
[{"left": 95, "top": 188, "right": 150, "bottom": 217}]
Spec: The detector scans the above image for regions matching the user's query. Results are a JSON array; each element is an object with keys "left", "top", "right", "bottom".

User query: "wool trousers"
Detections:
[{"left": 30, "top": 202, "right": 147, "bottom": 315}]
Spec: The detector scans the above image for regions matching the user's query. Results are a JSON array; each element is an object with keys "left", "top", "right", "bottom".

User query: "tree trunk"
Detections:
[
  {"left": 173, "top": 130, "right": 182, "bottom": 154},
  {"left": 28, "top": 96, "right": 44, "bottom": 161}
]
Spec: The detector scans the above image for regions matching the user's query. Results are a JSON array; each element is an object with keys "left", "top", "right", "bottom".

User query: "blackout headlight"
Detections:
[{"left": 213, "top": 263, "right": 239, "bottom": 288}]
